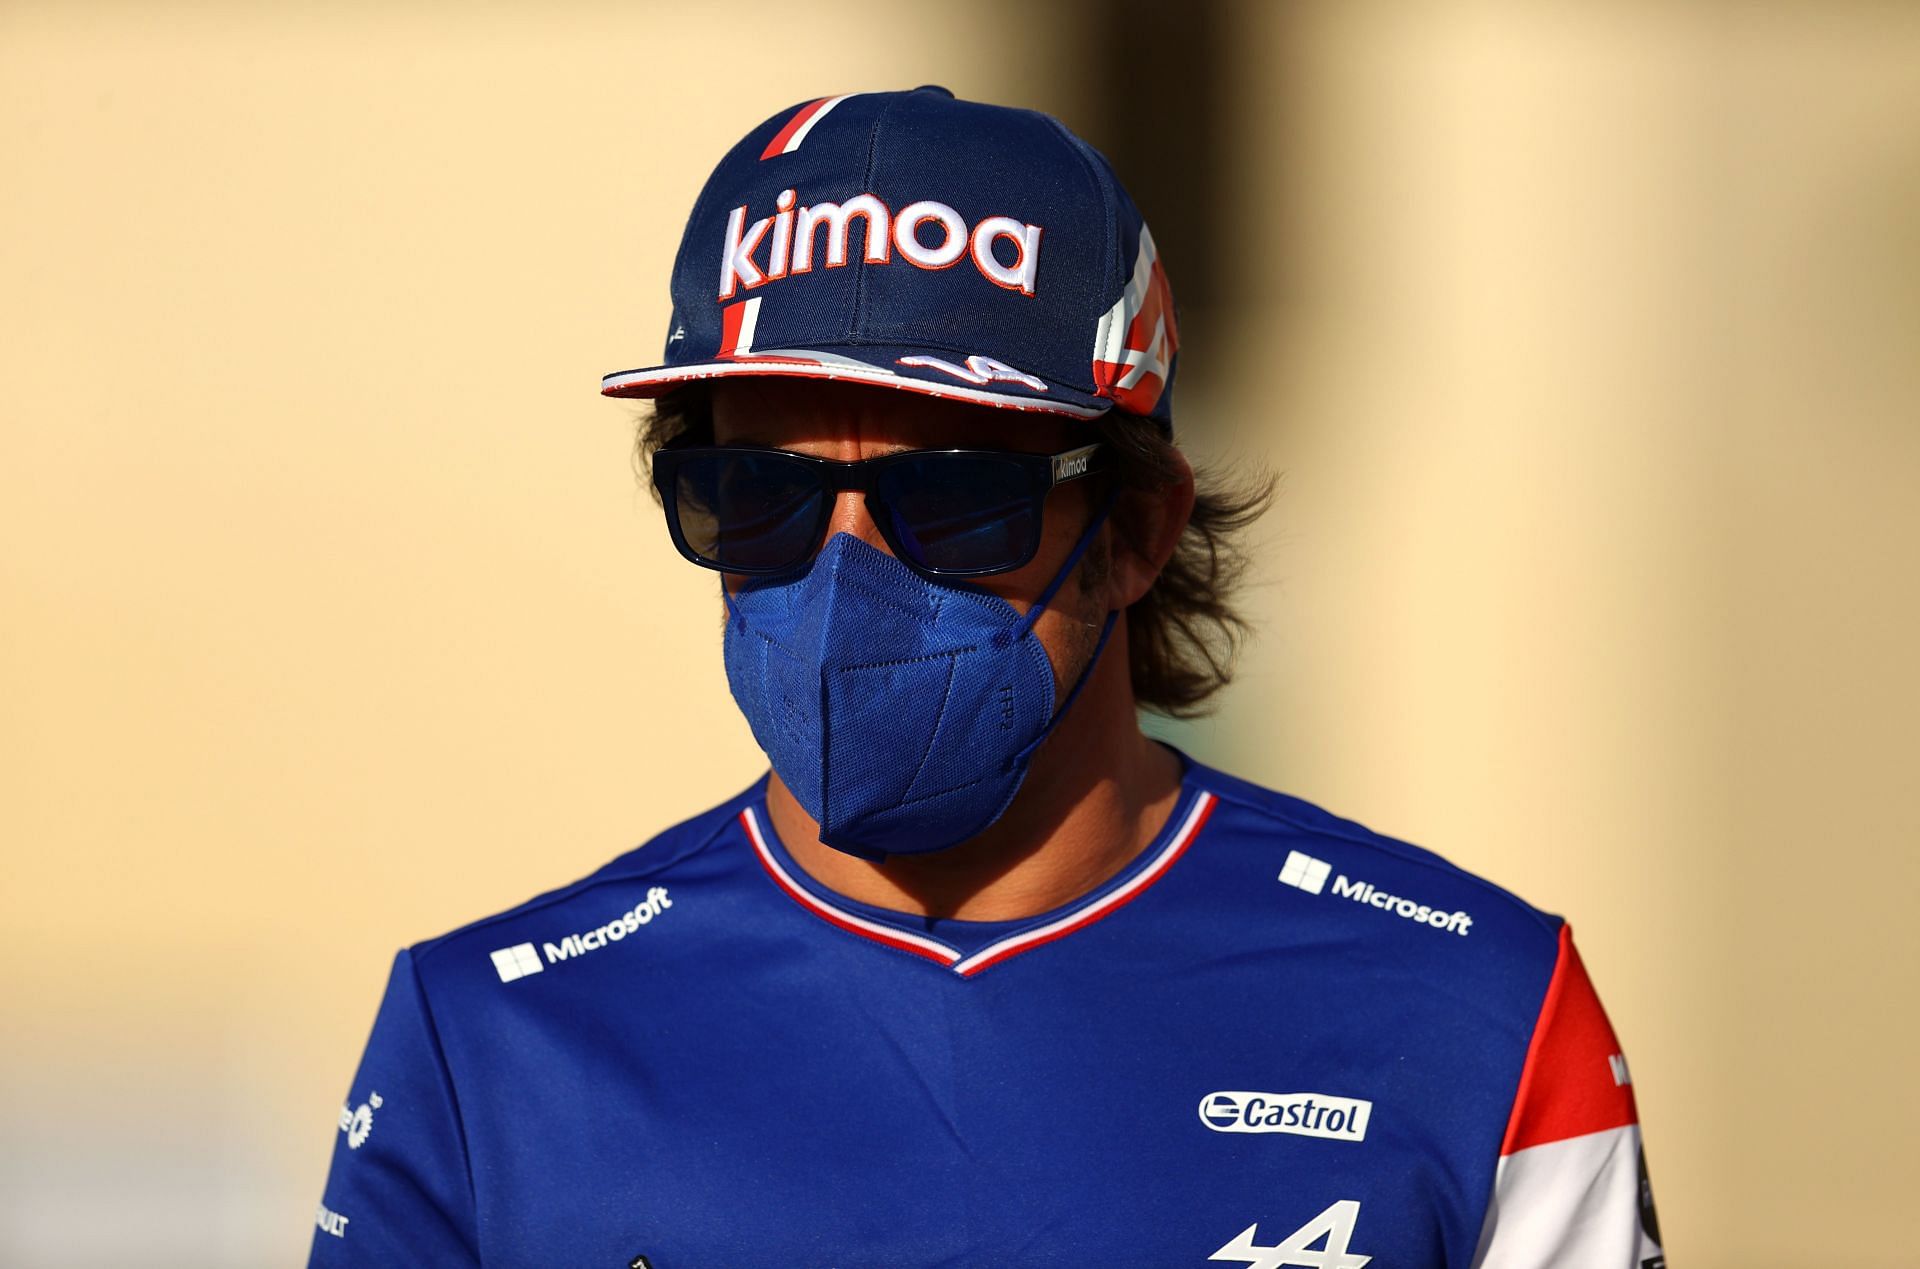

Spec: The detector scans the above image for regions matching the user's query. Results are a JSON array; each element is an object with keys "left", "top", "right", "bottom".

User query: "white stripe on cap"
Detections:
[{"left": 779, "top": 94, "right": 851, "bottom": 156}]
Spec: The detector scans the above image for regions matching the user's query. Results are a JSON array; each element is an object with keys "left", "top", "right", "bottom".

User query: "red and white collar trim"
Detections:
[{"left": 738, "top": 791, "right": 1218, "bottom": 978}]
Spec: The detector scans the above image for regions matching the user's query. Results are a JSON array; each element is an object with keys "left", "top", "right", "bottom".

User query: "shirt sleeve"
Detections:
[
  {"left": 308, "top": 947, "right": 482, "bottom": 1268},
  {"left": 1470, "top": 923, "right": 1667, "bottom": 1268}
]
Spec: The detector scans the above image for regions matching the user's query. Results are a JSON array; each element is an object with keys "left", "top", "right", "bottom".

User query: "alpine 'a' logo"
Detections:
[
  {"left": 1210, "top": 1199, "right": 1371, "bottom": 1268},
  {"left": 1199, "top": 1091, "right": 1372, "bottom": 1142}
]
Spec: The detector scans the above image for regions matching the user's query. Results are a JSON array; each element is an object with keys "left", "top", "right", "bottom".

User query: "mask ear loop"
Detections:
[
  {"left": 999, "top": 484, "right": 1121, "bottom": 646},
  {"left": 1014, "top": 607, "right": 1120, "bottom": 766},
  {"left": 722, "top": 575, "right": 746, "bottom": 631},
  {"left": 722, "top": 568, "right": 785, "bottom": 632},
  {"left": 1006, "top": 485, "right": 1126, "bottom": 766}
]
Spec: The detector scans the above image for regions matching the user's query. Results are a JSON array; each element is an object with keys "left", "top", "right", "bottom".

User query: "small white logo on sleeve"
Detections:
[
  {"left": 338, "top": 1090, "right": 382, "bottom": 1149},
  {"left": 491, "top": 887, "right": 674, "bottom": 982},
  {"left": 1330, "top": 874, "right": 1473, "bottom": 936},
  {"left": 1199, "top": 1091, "right": 1372, "bottom": 1143},
  {"left": 1278, "top": 850, "right": 1331, "bottom": 894},
  {"left": 1609, "top": 1052, "right": 1632, "bottom": 1086},
  {"left": 490, "top": 942, "right": 543, "bottom": 982},
  {"left": 1277, "top": 851, "right": 1473, "bottom": 937},
  {"left": 315, "top": 1201, "right": 350, "bottom": 1238}
]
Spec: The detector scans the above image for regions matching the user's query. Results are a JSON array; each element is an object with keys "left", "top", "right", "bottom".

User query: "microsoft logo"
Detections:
[
  {"left": 1278, "top": 849, "right": 1332, "bottom": 894},
  {"left": 484, "top": 887, "right": 676, "bottom": 985},
  {"left": 1276, "top": 850, "right": 1475, "bottom": 937},
  {"left": 489, "top": 942, "right": 544, "bottom": 983}
]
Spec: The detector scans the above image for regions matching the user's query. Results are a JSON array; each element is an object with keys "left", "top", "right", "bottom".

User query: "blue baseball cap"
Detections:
[{"left": 601, "top": 85, "right": 1178, "bottom": 427}]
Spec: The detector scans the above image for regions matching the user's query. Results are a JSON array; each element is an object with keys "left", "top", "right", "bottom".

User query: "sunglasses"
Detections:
[{"left": 650, "top": 438, "right": 1105, "bottom": 578}]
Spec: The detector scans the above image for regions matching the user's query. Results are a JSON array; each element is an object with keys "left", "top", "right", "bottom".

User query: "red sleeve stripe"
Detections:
[{"left": 1500, "top": 923, "right": 1641, "bottom": 1156}]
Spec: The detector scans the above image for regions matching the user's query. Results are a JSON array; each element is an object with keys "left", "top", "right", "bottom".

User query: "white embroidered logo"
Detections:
[
  {"left": 490, "top": 942, "right": 543, "bottom": 982},
  {"left": 1198, "top": 1091, "right": 1372, "bottom": 1143},
  {"left": 719, "top": 190, "right": 1042, "bottom": 300},
  {"left": 490, "top": 887, "right": 675, "bottom": 983},
  {"left": 1278, "top": 850, "right": 1331, "bottom": 894},
  {"left": 897, "top": 354, "right": 1047, "bottom": 391},
  {"left": 315, "top": 1201, "right": 350, "bottom": 1238},
  {"left": 338, "top": 1090, "right": 382, "bottom": 1150},
  {"left": 1277, "top": 851, "right": 1473, "bottom": 937},
  {"left": 1209, "top": 1199, "right": 1371, "bottom": 1268}
]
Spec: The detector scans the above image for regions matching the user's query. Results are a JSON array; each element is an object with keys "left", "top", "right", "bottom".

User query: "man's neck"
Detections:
[{"left": 763, "top": 646, "right": 1186, "bottom": 923}]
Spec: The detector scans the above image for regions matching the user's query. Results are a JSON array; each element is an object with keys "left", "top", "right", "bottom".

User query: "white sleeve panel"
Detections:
[{"left": 1470, "top": 1123, "right": 1665, "bottom": 1269}]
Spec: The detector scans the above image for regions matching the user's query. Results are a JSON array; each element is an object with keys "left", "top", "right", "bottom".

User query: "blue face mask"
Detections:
[{"left": 721, "top": 500, "right": 1119, "bottom": 859}]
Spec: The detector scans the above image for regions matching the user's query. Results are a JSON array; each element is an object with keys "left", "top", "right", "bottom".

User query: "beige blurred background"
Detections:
[{"left": 4, "top": 1, "right": 1917, "bottom": 1264}]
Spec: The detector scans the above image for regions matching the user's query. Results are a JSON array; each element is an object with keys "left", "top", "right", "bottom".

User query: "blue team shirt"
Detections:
[{"left": 310, "top": 748, "right": 1661, "bottom": 1267}]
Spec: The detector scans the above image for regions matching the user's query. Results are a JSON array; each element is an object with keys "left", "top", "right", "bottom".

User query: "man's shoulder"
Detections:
[
  {"left": 401, "top": 775, "right": 765, "bottom": 980},
  {"left": 1184, "top": 757, "right": 1564, "bottom": 966}
]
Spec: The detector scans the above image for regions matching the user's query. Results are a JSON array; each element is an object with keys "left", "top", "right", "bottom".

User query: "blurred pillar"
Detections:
[{"left": 1069, "top": 0, "right": 1239, "bottom": 316}]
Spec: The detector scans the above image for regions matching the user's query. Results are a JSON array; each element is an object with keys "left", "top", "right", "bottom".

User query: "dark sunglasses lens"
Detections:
[
  {"left": 672, "top": 452, "right": 824, "bottom": 572},
  {"left": 876, "top": 454, "right": 1036, "bottom": 573}
]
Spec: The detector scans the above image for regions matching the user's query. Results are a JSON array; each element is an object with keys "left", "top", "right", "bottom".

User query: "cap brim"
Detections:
[{"left": 600, "top": 343, "right": 1109, "bottom": 420}]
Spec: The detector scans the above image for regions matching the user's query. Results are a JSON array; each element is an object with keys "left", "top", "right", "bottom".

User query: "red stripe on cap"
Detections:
[
  {"left": 1500, "top": 924, "right": 1641, "bottom": 1155},
  {"left": 718, "top": 301, "right": 746, "bottom": 357},
  {"left": 760, "top": 97, "right": 832, "bottom": 160}
]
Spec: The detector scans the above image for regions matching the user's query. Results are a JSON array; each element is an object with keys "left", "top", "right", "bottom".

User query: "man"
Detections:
[{"left": 311, "top": 86, "right": 1664, "bottom": 1267}]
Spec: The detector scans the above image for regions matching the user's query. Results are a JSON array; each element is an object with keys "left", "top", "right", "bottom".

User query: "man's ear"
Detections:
[{"left": 1106, "top": 452, "right": 1196, "bottom": 609}]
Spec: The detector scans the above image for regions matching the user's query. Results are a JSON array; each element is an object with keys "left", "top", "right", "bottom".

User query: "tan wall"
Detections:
[{"left": 2, "top": 2, "right": 1915, "bottom": 1264}]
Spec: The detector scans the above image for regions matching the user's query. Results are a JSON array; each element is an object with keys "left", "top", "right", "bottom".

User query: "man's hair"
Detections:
[{"left": 631, "top": 387, "right": 1274, "bottom": 718}]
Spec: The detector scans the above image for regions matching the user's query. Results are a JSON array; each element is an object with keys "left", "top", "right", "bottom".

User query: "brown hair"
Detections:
[{"left": 630, "top": 386, "right": 1274, "bottom": 718}]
